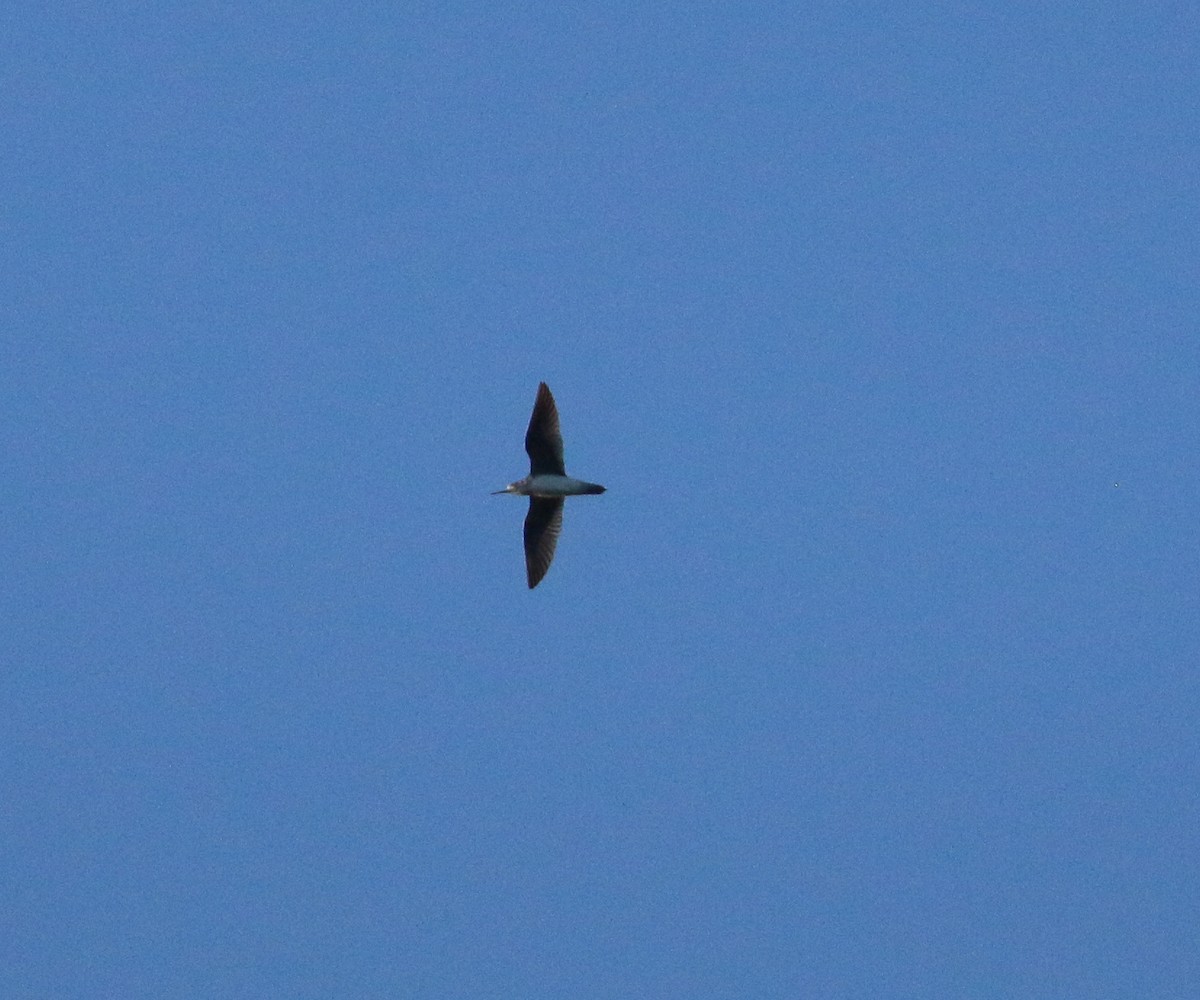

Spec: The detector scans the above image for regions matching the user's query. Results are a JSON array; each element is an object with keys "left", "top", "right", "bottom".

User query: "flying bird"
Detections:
[{"left": 493, "top": 382, "right": 606, "bottom": 588}]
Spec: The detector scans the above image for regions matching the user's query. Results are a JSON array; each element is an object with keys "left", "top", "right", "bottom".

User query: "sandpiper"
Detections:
[{"left": 493, "top": 382, "right": 606, "bottom": 588}]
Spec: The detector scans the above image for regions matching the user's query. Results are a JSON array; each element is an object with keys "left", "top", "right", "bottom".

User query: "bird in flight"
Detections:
[{"left": 493, "top": 382, "right": 606, "bottom": 588}]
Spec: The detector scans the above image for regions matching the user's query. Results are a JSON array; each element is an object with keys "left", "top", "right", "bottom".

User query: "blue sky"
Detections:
[{"left": 4, "top": 4, "right": 1198, "bottom": 997}]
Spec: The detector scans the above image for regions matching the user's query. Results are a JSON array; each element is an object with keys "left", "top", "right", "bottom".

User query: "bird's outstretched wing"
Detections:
[
  {"left": 524, "top": 497, "right": 564, "bottom": 589},
  {"left": 525, "top": 382, "right": 566, "bottom": 476}
]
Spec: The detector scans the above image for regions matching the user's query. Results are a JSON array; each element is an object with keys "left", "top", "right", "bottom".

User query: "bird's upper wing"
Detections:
[{"left": 524, "top": 382, "right": 566, "bottom": 476}]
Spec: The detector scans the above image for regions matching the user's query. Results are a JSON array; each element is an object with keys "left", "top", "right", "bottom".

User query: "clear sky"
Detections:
[{"left": 4, "top": 4, "right": 1198, "bottom": 998}]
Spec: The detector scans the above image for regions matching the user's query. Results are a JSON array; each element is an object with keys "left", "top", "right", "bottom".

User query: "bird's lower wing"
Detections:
[{"left": 523, "top": 497, "right": 564, "bottom": 589}]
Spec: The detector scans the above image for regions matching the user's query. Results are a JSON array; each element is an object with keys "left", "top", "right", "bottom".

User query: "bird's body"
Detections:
[
  {"left": 504, "top": 474, "right": 607, "bottom": 498},
  {"left": 493, "top": 383, "right": 605, "bottom": 588}
]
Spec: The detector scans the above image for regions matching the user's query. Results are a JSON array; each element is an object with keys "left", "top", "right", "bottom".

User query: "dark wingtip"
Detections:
[{"left": 586, "top": 484, "right": 606, "bottom": 494}]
